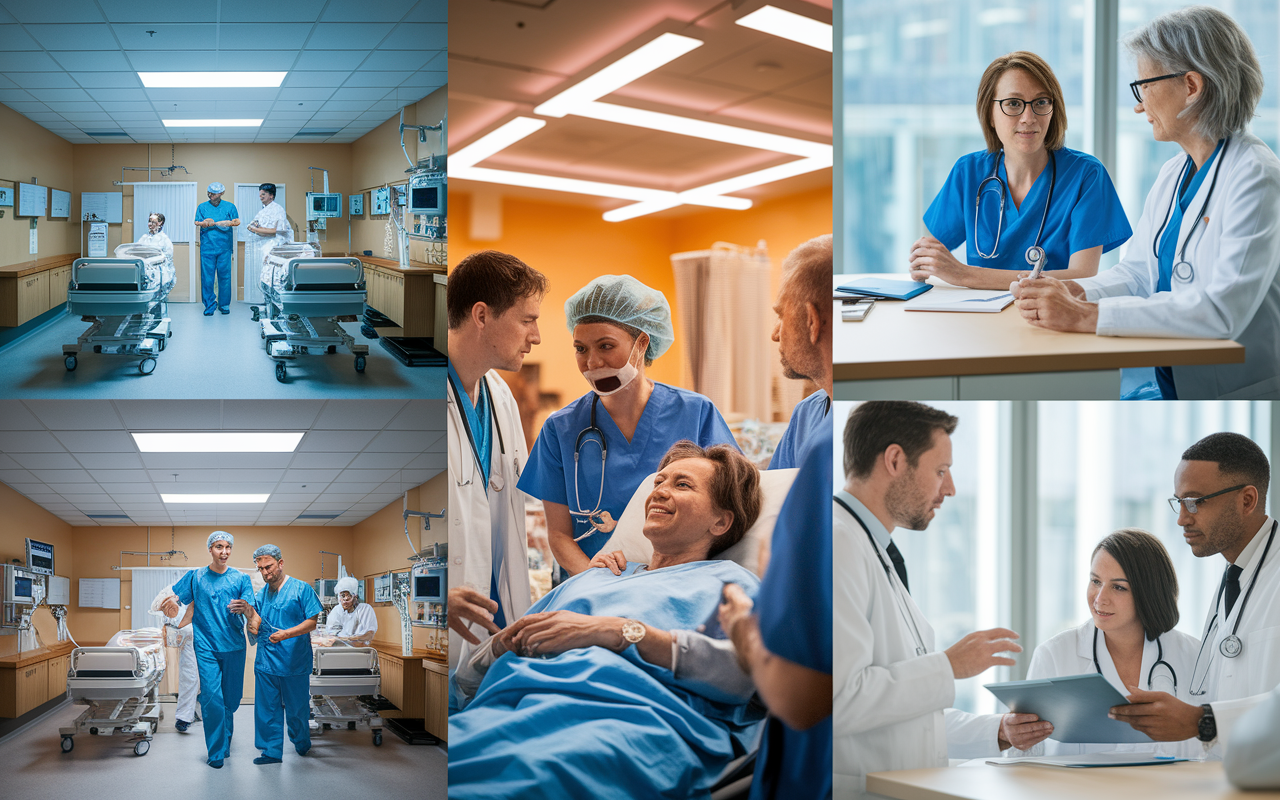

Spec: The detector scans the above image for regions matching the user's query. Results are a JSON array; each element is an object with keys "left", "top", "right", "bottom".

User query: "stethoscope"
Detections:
[
  {"left": 570, "top": 395, "right": 609, "bottom": 542},
  {"left": 1189, "top": 519, "right": 1276, "bottom": 696},
  {"left": 837, "top": 497, "right": 928, "bottom": 657},
  {"left": 447, "top": 372, "right": 513, "bottom": 493},
  {"left": 1151, "top": 137, "right": 1229, "bottom": 285},
  {"left": 1091, "top": 626, "right": 1177, "bottom": 693},
  {"left": 974, "top": 148, "right": 1057, "bottom": 272}
]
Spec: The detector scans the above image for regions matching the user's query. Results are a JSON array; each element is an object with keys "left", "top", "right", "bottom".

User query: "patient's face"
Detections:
[{"left": 643, "top": 457, "right": 726, "bottom": 550}]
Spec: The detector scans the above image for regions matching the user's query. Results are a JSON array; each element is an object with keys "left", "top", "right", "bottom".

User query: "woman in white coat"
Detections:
[
  {"left": 1013, "top": 7, "right": 1280, "bottom": 399},
  {"left": 1008, "top": 528, "right": 1201, "bottom": 758}
]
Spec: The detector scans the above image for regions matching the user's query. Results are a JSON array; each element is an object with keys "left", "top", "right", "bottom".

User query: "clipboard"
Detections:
[
  {"left": 985, "top": 673, "right": 1154, "bottom": 744},
  {"left": 836, "top": 278, "right": 932, "bottom": 301}
]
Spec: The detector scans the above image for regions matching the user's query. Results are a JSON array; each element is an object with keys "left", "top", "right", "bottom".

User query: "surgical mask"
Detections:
[{"left": 582, "top": 336, "right": 644, "bottom": 396}]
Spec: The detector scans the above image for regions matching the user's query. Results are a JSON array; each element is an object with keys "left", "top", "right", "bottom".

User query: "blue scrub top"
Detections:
[
  {"left": 173, "top": 566, "right": 256, "bottom": 653},
  {"left": 769, "top": 389, "right": 830, "bottom": 471},
  {"left": 924, "top": 147, "right": 1132, "bottom": 272},
  {"left": 448, "top": 363, "right": 493, "bottom": 488},
  {"left": 751, "top": 424, "right": 833, "bottom": 800},
  {"left": 517, "top": 382, "right": 739, "bottom": 559},
  {"left": 253, "top": 576, "right": 324, "bottom": 677},
  {"left": 195, "top": 200, "right": 239, "bottom": 254}
]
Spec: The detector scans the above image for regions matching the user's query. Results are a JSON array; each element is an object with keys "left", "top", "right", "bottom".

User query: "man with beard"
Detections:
[{"left": 833, "top": 402, "right": 1048, "bottom": 799}]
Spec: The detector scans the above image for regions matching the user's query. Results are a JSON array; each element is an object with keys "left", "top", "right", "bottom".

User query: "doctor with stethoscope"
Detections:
[
  {"left": 1108, "top": 432, "right": 1280, "bottom": 754},
  {"left": 445, "top": 250, "right": 547, "bottom": 710},
  {"left": 1014, "top": 7, "right": 1280, "bottom": 399}
]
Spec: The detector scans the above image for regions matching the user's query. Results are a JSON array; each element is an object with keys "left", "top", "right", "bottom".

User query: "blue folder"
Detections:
[
  {"left": 836, "top": 278, "right": 932, "bottom": 301},
  {"left": 985, "top": 673, "right": 1154, "bottom": 744}
]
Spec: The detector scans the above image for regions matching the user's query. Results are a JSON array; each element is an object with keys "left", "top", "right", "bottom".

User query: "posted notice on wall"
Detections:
[
  {"left": 78, "top": 578, "right": 121, "bottom": 609},
  {"left": 29, "top": 220, "right": 37, "bottom": 255}
]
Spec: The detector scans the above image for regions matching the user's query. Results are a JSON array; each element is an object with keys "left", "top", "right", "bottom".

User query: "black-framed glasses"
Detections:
[
  {"left": 1130, "top": 72, "right": 1188, "bottom": 103},
  {"left": 995, "top": 97, "right": 1053, "bottom": 117},
  {"left": 1168, "top": 484, "right": 1246, "bottom": 514}
]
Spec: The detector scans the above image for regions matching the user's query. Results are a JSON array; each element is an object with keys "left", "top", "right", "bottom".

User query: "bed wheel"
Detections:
[
  {"left": 360, "top": 325, "right": 378, "bottom": 340},
  {"left": 134, "top": 740, "right": 149, "bottom": 756},
  {"left": 167, "top": 330, "right": 173, "bottom": 338},
  {"left": 251, "top": 307, "right": 260, "bottom": 322},
  {"left": 64, "top": 355, "right": 77, "bottom": 371},
  {"left": 354, "top": 355, "right": 366, "bottom": 373},
  {"left": 89, "top": 727, "right": 98, "bottom": 735},
  {"left": 275, "top": 362, "right": 287, "bottom": 383},
  {"left": 139, "top": 358, "right": 157, "bottom": 376},
  {"left": 158, "top": 338, "right": 166, "bottom": 352},
  {"left": 372, "top": 731, "right": 382, "bottom": 747},
  {"left": 61, "top": 736, "right": 73, "bottom": 753},
  {"left": 327, "top": 345, "right": 336, "bottom": 354}
]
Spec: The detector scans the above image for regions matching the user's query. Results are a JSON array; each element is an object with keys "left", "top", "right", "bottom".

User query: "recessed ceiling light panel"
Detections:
[{"left": 132, "top": 432, "right": 305, "bottom": 452}]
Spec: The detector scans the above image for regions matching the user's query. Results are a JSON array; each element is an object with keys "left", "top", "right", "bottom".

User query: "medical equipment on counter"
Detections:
[
  {"left": 60, "top": 628, "right": 166, "bottom": 756},
  {"left": 308, "top": 642, "right": 384, "bottom": 746},
  {"left": 408, "top": 171, "right": 445, "bottom": 216},
  {"left": 975, "top": 149, "right": 1057, "bottom": 269},
  {"left": 251, "top": 242, "right": 370, "bottom": 382},
  {"left": 1152, "top": 137, "right": 1230, "bottom": 285},
  {"left": 306, "top": 193, "right": 342, "bottom": 219},
  {"left": 63, "top": 243, "right": 174, "bottom": 375},
  {"left": 2, "top": 564, "right": 42, "bottom": 632},
  {"left": 411, "top": 562, "right": 446, "bottom": 607},
  {"left": 26, "top": 538, "right": 54, "bottom": 576}
]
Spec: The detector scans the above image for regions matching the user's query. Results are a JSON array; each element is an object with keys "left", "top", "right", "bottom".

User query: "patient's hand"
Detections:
[
  {"left": 588, "top": 550, "right": 627, "bottom": 576},
  {"left": 508, "top": 611, "right": 615, "bottom": 658},
  {"left": 449, "top": 586, "right": 501, "bottom": 645},
  {"left": 718, "top": 582, "right": 754, "bottom": 642}
]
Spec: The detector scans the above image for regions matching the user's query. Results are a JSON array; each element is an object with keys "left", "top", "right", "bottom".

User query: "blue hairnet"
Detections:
[
  {"left": 253, "top": 544, "right": 282, "bottom": 561},
  {"left": 207, "top": 530, "right": 233, "bottom": 548},
  {"left": 564, "top": 275, "right": 674, "bottom": 361},
  {"left": 207, "top": 182, "right": 225, "bottom": 193}
]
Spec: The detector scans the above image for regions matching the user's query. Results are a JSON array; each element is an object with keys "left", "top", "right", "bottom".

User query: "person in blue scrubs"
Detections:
[
  {"left": 769, "top": 234, "right": 832, "bottom": 471},
  {"left": 518, "top": 274, "right": 739, "bottom": 580},
  {"left": 235, "top": 544, "right": 322, "bottom": 765},
  {"left": 719, "top": 425, "right": 833, "bottom": 800},
  {"left": 912, "top": 52, "right": 1131, "bottom": 290},
  {"left": 162, "top": 530, "right": 256, "bottom": 768},
  {"left": 194, "top": 182, "right": 240, "bottom": 315}
]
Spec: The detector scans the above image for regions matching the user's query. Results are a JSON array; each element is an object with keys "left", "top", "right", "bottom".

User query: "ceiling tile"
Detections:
[
  {"left": 298, "top": 430, "right": 377, "bottom": 452},
  {"left": 368, "top": 429, "right": 439, "bottom": 453},
  {"left": 75, "top": 452, "right": 145, "bottom": 469},
  {"left": 347, "top": 451, "right": 417, "bottom": 469},
  {"left": 113, "top": 24, "right": 216, "bottom": 50},
  {"left": 29, "top": 400, "right": 125, "bottom": 429},
  {"left": 214, "top": 51, "right": 297, "bottom": 70},
  {"left": 0, "top": 454, "right": 17, "bottom": 469},
  {"left": 313, "top": 400, "right": 403, "bottom": 430},
  {"left": 0, "top": 51, "right": 63, "bottom": 71},
  {"left": 356, "top": 49, "right": 431, "bottom": 72},
  {"left": 341, "top": 71, "right": 409, "bottom": 88},
  {"left": 9, "top": 72, "right": 79, "bottom": 89},
  {"left": 320, "top": 0, "right": 419, "bottom": 22},
  {"left": 329, "top": 87, "right": 383, "bottom": 102},
  {"left": 3, "top": 1, "right": 106, "bottom": 23},
  {"left": 87, "top": 469, "right": 150, "bottom": 483},
  {"left": 95, "top": 1, "right": 215, "bottom": 22},
  {"left": 381, "top": 23, "right": 445, "bottom": 51},
  {"left": 319, "top": 100, "right": 370, "bottom": 112},
  {"left": 218, "top": 23, "right": 311, "bottom": 50},
  {"left": 287, "top": 451, "right": 353, "bottom": 468},
  {"left": 219, "top": 399, "right": 323, "bottom": 430},
  {"left": 387, "top": 400, "right": 445, "bottom": 430},
  {"left": 0, "top": 430, "right": 66, "bottom": 452},
  {"left": 29, "top": 88, "right": 95, "bottom": 102},
  {"left": 0, "top": 23, "right": 38, "bottom": 49},
  {"left": 218, "top": 0, "right": 324, "bottom": 22},
  {"left": 31, "top": 469, "right": 93, "bottom": 483},
  {"left": 25, "top": 23, "right": 120, "bottom": 50},
  {"left": 0, "top": 88, "right": 33, "bottom": 102},
  {"left": 68, "top": 72, "right": 142, "bottom": 88},
  {"left": 305, "top": 23, "right": 395, "bottom": 50},
  {"left": 10, "top": 452, "right": 82, "bottom": 470},
  {"left": 45, "top": 100, "right": 109, "bottom": 112},
  {"left": 124, "top": 50, "right": 216, "bottom": 71},
  {"left": 52, "top": 430, "right": 137, "bottom": 452},
  {"left": 402, "top": 1, "right": 447, "bottom": 23},
  {"left": 0, "top": 469, "right": 37, "bottom": 483},
  {"left": 282, "top": 468, "right": 341, "bottom": 483},
  {"left": 291, "top": 51, "right": 365, "bottom": 72}
]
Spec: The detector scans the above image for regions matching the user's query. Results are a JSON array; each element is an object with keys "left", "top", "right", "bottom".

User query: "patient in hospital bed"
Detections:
[{"left": 448, "top": 441, "right": 767, "bottom": 799}]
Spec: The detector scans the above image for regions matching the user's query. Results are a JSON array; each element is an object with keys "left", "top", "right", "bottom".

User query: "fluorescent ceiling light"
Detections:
[
  {"left": 450, "top": 117, "right": 546, "bottom": 169},
  {"left": 162, "top": 119, "right": 263, "bottom": 127},
  {"left": 736, "top": 6, "right": 832, "bottom": 52},
  {"left": 161, "top": 494, "right": 270, "bottom": 504},
  {"left": 573, "top": 102, "right": 830, "bottom": 158},
  {"left": 536, "top": 32, "right": 703, "bottom": 118},
  {"left": 452, "top": 165, "right": 752, "bottom": 210},
  {"left": 139, "top": 71, "right": 286, "bottom": 88},
  {"left": 132, "top": 432, "right": 305, "bottom": 452}
]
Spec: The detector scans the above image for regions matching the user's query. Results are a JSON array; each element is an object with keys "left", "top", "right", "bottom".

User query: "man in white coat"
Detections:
[
  {"left": 1110, "top": 432, "right": 1280, "bottom": 753},
  {"left": 446, "top": 249, "right": 546, "bottom": 711},
  {"left": 834, "top": 401, "right": 1050, "bottom": 799}
]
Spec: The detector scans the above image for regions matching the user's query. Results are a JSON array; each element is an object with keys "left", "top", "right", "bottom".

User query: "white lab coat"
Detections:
[
  {"left": 325, "top": 602, "right": 378, "bottom": 640},
  {"left": 159, "top": 598, "right": 199, "bottom": 724},
  {"left": 1224, "top": 685, "right": 1280, "bottom": 788},
  {"left": 1078, "top": 131, "right": 1280, "bottom": 399},
  {"left": 447, "top": 369, "right": 532, "bottom": 676},
  {"left": 834, "top": 495, "right": 1002, "bottom": 800},
  {"left": 1006, "top": 620, "right": 1202, "bottom": 759}
]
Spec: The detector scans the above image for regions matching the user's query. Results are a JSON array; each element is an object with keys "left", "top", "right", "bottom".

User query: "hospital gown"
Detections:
[
  {"left": 325, "top": 602, "right": 378, "bottom": 641},
  {"left": 134, "top": 231, "right": 176, "bottom": 295},
  {"left": 448, "top": 560, "right": 765, "bottom": 800},
  {"left": 518, "top": 383, "right": 739, "bottom": 559}
]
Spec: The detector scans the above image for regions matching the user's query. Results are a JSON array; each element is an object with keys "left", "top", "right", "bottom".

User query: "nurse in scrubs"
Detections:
[
  {"left": 911, "top": 51, "right": 1131, "bottom": 290},
  {"left": 1008, "top": 528, "right": 1201, "bottom": 758},
  {"left": 518, "top": 275, "right": 739, "bottom": 580}
]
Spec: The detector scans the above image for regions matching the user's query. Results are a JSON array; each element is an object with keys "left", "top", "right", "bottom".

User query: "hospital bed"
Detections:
[
  {"left": 307, "top": 640, "right": 385, "bottom": 746},
  {"left": 59, "top": 629, "right": 166, "bottom": 756},
  {"left": 62, "top": 244, "right": 174, "bottom": 375},
  {"left": 250, "top": 243, "right": 371, "bottom": 383}
]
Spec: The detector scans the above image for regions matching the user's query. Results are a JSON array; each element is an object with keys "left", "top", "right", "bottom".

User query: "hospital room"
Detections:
[
  {"left": 446, "top": 1, "right": 834, "bottom": 797},
  {"left": 835, "top": 399, "right": 1280, "bottom": 799},
  {"left": 837, "top": 1, "right": 1280, "bottom": 402},
  {"left": 0, "top": 398, "right": 447, "bottom": 796},
  {"left": 0, "top": 1, "right": 448, "bottom": 398}
]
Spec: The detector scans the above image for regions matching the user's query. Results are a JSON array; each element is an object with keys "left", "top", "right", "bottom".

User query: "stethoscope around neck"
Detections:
[
  {"left": 837, "top": 497, "right": 928, "bottom": 657},
  {"left": 1092, "top": 626, "right": 1176, "bottom": 693},
  {"left": 447, "top": 372, "right": 512, "bottom": 492},
  {"left": 1151, "top": 137, "right": 1229, "bottom": 285},
  {"left": 570, "top": 395, "right": 609, "bottom": 542},
  {"left": 974, "top": 148, "right": 1057, "bottom": 271}
]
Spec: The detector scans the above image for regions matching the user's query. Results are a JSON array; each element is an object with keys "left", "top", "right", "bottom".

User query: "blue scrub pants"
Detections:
[
  {"left": 254, "top": 671, "right": 311, "bottom": 759},
  {"left": 195, "top": 647, "right": 245, "bottom": 762},
  {"left": 200, "top": 249, "right": 232, "bottom": 312}
]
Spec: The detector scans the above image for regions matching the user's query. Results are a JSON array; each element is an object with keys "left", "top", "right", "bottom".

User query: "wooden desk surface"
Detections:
[
  {"left": 369, "top": 640, "right": 447, "bottom": 666},
  {"left": 330, "top": 254, "right": 444, "bottom": 275},
  {"left": 0, "top": 641, "right": 75, "bottom": 670},
  {"left": 867, "top": 760, "right": 1277, "bottom": 800},
  {"left": 835, "top": 275, "right": 1245, "bottom": 381},
  {"left": 0, "top": 253, "right": 78, "bottom": 278}
]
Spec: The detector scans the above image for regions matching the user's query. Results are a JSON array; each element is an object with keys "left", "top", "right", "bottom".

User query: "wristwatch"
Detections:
[
  {"left": 1197, "top": 704, "right": 1217, "bottom": 742},
  {"left": 620, "top": 619, "right": 645, "bottom": 647}
]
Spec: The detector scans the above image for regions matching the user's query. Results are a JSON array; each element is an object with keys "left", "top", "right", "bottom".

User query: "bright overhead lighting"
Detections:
[
  {"left": 139, "top": 72, "right": 287, "bottom": 88},
  {"left": 452, "top": 165, "right": 752, "bottom": 210},
  {"left": 736, "top": 6, "right": 832, "bottom": 51},
  {"left": 535, "top": 32, "right": 703, "bottom": 118},
  {"left": 162, "top": 119, "right": 263, "bottom": 127},
  {"left": 605, "top": 156, "right": 830, "bottom": 221},
  {"left": 161, "top": 494, "right": 270, "bottom": 504},
  {"left": 132, "top": 432, "right": 305, "bottom": 452},
  {"left": 450, "top": 117, "right": 546, "bottom": 169},
  {"left": 573, "top": 102, "right": 830, "bottom": 158}
]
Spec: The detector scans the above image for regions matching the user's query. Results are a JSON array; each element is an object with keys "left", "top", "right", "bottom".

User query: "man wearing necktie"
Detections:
[{"left": 1110, "top": 432, "right": 1280, "bottom": 755}]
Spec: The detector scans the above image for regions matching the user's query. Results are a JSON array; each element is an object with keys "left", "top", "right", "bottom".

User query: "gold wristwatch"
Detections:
[{"left": 620, "top": 619, "right": 645, "bottom": 646}]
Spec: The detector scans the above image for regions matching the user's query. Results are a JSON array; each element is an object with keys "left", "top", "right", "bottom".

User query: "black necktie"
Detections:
[
  {"left": 1225, "top": 564, "right": 1243, "bottom": 617},
  {"left": 886, "top": 540, "right": 910, "bottom": 593}
]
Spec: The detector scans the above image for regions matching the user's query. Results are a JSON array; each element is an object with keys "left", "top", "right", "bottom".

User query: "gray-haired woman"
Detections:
[{"left": 1013, "top": 5, "right": 1280, "bottom": 400}]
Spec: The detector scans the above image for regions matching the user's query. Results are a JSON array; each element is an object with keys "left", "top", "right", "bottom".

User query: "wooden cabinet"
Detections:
[
  {"left": 48, "top": 265, "right": 71, "bottom": 309},
  {"left": 423, "top": 659, "right": 448, "bottom": 742},
  {"left": 352, "top": 257, "right": 441, "bottom": 338},
  {"left": 17, "top": 270, "right": 48, "bottom": 325},
  {"left": 46, "top": 654, "right": 68, "bottom": 700},
  {"left": 379, "top": 652, "right": 404, "bottom": 715},
  {"left": 371, "top": 645, "right": 428, "bottom": 720},
  {"left": 0, "top": 642, "right": 76, "bottom": 718},
  {"left": 0, "top": 254, "right": 78, "bottom": 327}
]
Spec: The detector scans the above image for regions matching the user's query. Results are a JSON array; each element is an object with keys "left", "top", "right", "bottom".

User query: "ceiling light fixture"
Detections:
[
  {"left": 162, "top": 119, "right": 263, "bottom": 128},
  {"left": 534, "top": 33, "right": 703, "bottom": 118},
  {"left": 139, "top": 72, "right": 287, "bottom": 88},
  {"left": 161, "top": 494, "right": 271, "bottom": 504},
  {"left": 735, "top": 6, "right": 833, "bottom": 51},
  {"left": 132, "top": 432, "right": 305, "bottom": 452}
]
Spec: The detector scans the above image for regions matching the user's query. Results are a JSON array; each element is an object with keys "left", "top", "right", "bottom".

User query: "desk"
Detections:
[
  {"left": 0, "top": 641, "right": 75, "bottom": 718},
  {"left": 834, "top": 275, "right": 1245, "bottom": 400},
  {"left": 867, "top": 760, "right": 1277, "bottom": 800},
  {"left": 0, "top": 254, "right": 78, "bottom": 327}
]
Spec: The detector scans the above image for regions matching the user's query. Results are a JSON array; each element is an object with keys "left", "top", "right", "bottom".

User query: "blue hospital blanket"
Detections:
[{"left": 448, "top": 560, "right": 764, "bottom": 799}]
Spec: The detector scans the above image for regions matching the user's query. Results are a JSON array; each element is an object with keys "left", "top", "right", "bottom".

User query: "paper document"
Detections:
[
  {"left": 904, "top": 289, "right": 1014, "bottom": 313},
  {"left": 986, "top": 753, "right": 1189, "bottom": 769}
]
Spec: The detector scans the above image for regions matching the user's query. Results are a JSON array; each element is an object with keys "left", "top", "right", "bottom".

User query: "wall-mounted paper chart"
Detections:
[
  {"left": 78, "top": 577, "right": 121, "bottom": 609},
  {"left": 17, "top": 183, "right": 47, "bottom": 218},
  {"left": 80, "top": 192, "right": 123, "bottom": 223}
]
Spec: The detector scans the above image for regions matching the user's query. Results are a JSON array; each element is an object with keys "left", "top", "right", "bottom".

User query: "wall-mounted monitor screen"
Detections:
[{"left": 25, "top": 538, "right": 53, "bottom": 576}]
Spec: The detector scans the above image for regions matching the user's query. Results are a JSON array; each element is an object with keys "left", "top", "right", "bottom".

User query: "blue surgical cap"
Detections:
[
  {"left": 207, "top": 531, "right": 233, "bottom": 548},
  {"left": 207, "top": 182, "right": 225, "bottom": 193},
  {"left": 253, "top": 544, "right": 282, "bottom": 561},
  {"left": 564, "top": 275, "right": 674, "bottom": 361}
]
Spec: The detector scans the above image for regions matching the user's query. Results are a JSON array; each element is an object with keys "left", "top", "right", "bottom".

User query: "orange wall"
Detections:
[
  {"left": 0, "top": 483, "right": 74, "bottom": 657},
  {"left": 0, "top": 102, "right": 79, "bottom": 265}
]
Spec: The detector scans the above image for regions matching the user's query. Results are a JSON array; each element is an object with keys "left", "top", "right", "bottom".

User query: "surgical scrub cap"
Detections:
[
  {"left": 207, "top": 531, "right": 233, "bottom": 548},
  {"left": 564, "top": 275, "right": 674, "bottom": 361},
  {"left": 253, "top": 544, "right": 282, "bottom": 561},
  {"left": 335, "top": 577, "right": 358, "bottom": 596},
  {"left": 207, "top": 182, "right": 225, "bottom": 193}
]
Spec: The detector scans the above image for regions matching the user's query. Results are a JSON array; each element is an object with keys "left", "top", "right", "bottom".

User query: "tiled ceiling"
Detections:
[
  {"left": 0, "top": 0, "right": 445, "bottom": 144},
  {"left": 0, "top": 399, "right": 444, "bottom": 527},
  {"left": 449, "top": 0, "right": 832, "bottom": 212}
]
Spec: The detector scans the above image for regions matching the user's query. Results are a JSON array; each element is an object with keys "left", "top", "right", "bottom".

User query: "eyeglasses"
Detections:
[
  {"left": 1168, "top": 484, "right": 1246, "bottom": 514},
  {"left": 1130, "top": 72, "right": 1187, "bottom": 103},
  {"left": 995, "top": 97, "right": 1053, "bottom": 117}
]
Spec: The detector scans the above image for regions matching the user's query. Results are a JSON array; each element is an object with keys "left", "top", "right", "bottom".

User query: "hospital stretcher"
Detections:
[
  {"left": 308, "top": 643, "right": 384, "bottom": 746},
  {"left": 250, "top": 243, "right": 371, "bottom": 383},
  {"left": 59, "top": 629, "right": 166, "bottom": 756},
  {"left": 62, "top": 244, "right": 175, "bottom": 375}
]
